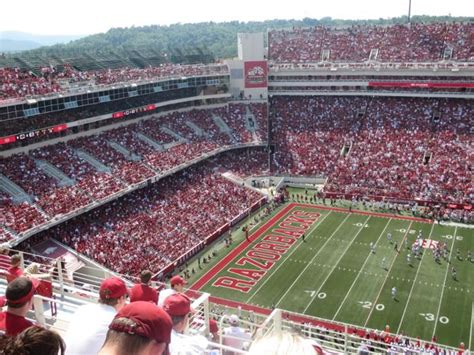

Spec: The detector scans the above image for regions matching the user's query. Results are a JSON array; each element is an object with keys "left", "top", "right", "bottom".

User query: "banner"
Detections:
[
  {"left": 244, "top": 61, "right": 268, "bottom": 88},
  {"left": 368, "top": 82, "right": 474, "bottom": 89},
  {"left": 0, "top": 124, "right": 68, "bottom": 145},
  {"left": 112, "top": 104, "right": 157, "bottom": 119},
  {"left": 0, "top": 135, "right": 17, "bottom": 145}
]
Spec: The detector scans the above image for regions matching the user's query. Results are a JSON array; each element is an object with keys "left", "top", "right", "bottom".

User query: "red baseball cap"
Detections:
[
  {"left": 170, "top": 275, "right": 187, "bottom": 287},
  {"left": 100, "top": 277, "right": 128, "bottom": 300},
  {"left": 110, "top": 301, "right": 173, "bottom": 345},
  {"left": 163, "top": 293, "right": 191, "bottom": 316}
]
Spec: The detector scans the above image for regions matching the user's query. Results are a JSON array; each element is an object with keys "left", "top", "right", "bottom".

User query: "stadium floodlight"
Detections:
[
  {"left": 26, "top": 98, "right": 37, "bottom": 105},
  {"left": 131, "top": 83, "right": 137, "bottom": 88}
]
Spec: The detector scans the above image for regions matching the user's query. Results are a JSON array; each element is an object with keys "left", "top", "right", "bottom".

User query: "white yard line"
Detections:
[
  {"left": 332, "top": 218, "right": 392, "bottom": 320},
  {"left": 432, "top": 227, "right": 458, "bottom": 338},
  {"left": 301, "top": 216, "right": 372, "bottom": 313},
  {"left": 469, "top": 302, "right": 473, "bottom": 351},
  {"left": 395, "top": 222, "right": 436, "bottom": 333},
  {"left": 246, "top": 211, "right": 333, "bottom": 303},
  {"left": 270, "top": 213, "right": 353, "bottom": 308},
  {"left": 363, "top": 221, "right": 415, "bottom": 327}
]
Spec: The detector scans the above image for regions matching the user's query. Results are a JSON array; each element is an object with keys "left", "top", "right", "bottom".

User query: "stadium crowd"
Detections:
[
  {"left": 0, "top": 63, "right": 228, "bottom": 101},
  {"left": 272, "top": 96, "right": 473, "bottom": 206},
  {"left": 269, "top": 23, "right": 473, "bottom": 62},
  {"left": 24, "top": 160, "right": 264, "bottom": 276},
  {"left": 0, "top": 104, "right": 266, "bottom": 234}
]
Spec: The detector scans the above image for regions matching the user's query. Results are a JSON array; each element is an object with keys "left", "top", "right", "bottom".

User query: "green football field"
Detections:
[{"left": 191, "top": 202, "right": 474, "bottom": 349}]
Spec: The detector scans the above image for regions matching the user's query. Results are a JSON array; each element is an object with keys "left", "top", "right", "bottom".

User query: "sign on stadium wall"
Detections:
[
  {"left": 0, "top": 124, "right": 67, "bottom": 145},
  {"left": 244, "top": 61, "right": 268, "bottom": 88},
  {"left": 112, "top": 104, "right": 156, "bottom": 119}
]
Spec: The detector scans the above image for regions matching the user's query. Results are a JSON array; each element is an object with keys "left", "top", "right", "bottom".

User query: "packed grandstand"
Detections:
[{"left": 0, "top": 21, "right": 473, "bottom": 354}]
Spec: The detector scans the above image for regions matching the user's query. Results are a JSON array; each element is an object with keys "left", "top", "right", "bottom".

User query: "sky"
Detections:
[{"left": 1, "top": 0, "right": 473, "bottom": 36}]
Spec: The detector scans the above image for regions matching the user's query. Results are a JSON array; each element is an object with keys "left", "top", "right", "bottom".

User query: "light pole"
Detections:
[{"left": 408, "top": 0, "right": 412, "bottom": 23}]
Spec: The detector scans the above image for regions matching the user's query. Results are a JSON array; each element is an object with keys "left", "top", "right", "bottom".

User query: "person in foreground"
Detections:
[
  {"left": 0, "top": 326, "right": 65, "bottom": 355},
  {"left": 64, "top": 277, "right": 128, "bottom": 355},
  {"left": 163, "top": 293, "right": 208, "bottom": 354},
  {"left": 0, "top": 277, "right": 37, "bottom": 336},
  {"left": 99, "top": 301, "right": 173, "bottom": 355},
  {"left": 248, "top": 329, "right": 323, "bottom": 355}
]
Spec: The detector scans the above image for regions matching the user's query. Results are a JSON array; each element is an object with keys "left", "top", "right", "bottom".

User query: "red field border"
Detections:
[
  {"left": 189, "top": 203, "right": 297, "bottom": 291},
  {"left": 189, "top": 203, "right": 432, "bottom": 291}
]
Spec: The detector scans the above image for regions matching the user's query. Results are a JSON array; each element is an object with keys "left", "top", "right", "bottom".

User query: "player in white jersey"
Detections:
[
  {"left": 387, "top": 232, "right": 393, "bottom": 244},
  {"left": 380, "top": 257, "right": 387, "bottom": 270},
  {"left": 391, "top": 287, "right": 397, "bottom": 300},
  {"left": 407, "top": 253, "right": 412, "bottom": 266},
  {"left": 370, "top": 242, "right": 376, "bottom": 254}
]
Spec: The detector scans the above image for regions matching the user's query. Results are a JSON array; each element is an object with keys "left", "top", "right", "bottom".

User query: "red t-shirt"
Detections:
[
  {"left": 6, "top": 266, "right": 23, "bottom": 283},
  {"left": 0, "top": 312, "right": 34, "bottom": 336},
  {"left": 129, "top": 284, "right": 158, "bottom": 304}
]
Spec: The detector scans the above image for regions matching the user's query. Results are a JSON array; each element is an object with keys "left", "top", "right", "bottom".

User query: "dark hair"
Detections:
[
  {"left": 140, "top": 270, "right": 152, "bottom": 284},
  {"left": 101, "top": 317, "right": 152, "bottom": 355},
  {"left": 6, "top": 277, "right": 33, "bottom": 308},
  {"left": 1, "top": 326, "right": 65, "bottom": 355}
]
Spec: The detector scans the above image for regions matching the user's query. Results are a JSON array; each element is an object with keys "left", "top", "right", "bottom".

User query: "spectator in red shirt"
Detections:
[
  {"left": 129, "top": 270, "right": 158, "bottom": 304},
  {"left": 0, "top": 277, "right": 38, "bottom": 336},
  {"left": 6, "top": 254, "right": 23, "bottom": 284}
]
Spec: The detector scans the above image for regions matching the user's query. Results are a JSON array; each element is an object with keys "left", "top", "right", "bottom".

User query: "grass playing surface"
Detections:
[{"left": 191, "top": 202, "right": 474, "bottom": 349}]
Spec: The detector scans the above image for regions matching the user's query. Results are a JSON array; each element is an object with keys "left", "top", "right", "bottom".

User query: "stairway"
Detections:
[
  {"left": 212, "top": 115, "right": 236, "bottom": 143},
  {"left": 108, "top": 141, "right": 142, "bottom": 162},
  {"left": 0, "top": 175, "right": 32, "bottom": 203},
  {"left": 135, "top": 133, "right": 164, "bottom": 151},
  {"left": 36, "top": 160, "right": 75, "bottom": 187},
  {"left": 75, "top": 151, "right": 111, "bottom": 173}
]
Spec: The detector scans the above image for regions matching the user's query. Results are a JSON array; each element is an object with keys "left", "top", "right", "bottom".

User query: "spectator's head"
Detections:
[
  {"left": 10, "top": 254, "right": 21, "bottom": 268},
  {"left": 248, "top": 330, "right": 319, "bottom": 355},
  {"left": 170, "top": 275, "right": 186, "bottom": 292},
  {"left": 6, "top": 277, "right": 37, "bottom": 314},
  {"left": 162, "top": 293, "right": 192, "bottom": 333},
  {"left": 0, "top": 326, "right": 65, "bottom": 355},
  {"left": 99, "top": 277, "right": 128, "bottom": 311},
  {"left": 140, "top": 270, "right": 153, "bottom": 285},
  {"left": 25, "top": 263, "right": 40, "bottom": 275},
  {"left": 229, "top": 314, "right": 240, "bottom": 326},
  {"left": 99, "top": 301, "right": 172, "bottom": 355}
]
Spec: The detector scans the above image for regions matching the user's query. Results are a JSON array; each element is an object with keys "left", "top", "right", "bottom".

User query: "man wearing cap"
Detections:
[
  {"left": 222, "top": 314, "right": 251, "bottom": 355},
  {"left": 99, "top": 301, "right": 173, "bottom": 355},
  {"left": 163, "top": 293, "right": 208, "bottom": 354},
  {"left": 129, "top": 270, "right": 158, "bottom": 304},
  {"left": 65, "top": 277, "right": 128, "bottom": 355},
  {"left": 157, "top": 275, "right": 186, "bottom": 307},
  {"left": 0, "top": 277, "right": 37, "bottom": 336}
]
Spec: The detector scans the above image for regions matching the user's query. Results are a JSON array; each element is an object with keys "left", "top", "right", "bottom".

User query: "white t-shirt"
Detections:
[
  {"left": 157, "top": 288, "right": 176, "bottom": 307},
  {"left": 169, "top": 329, "right": 208, "bottom": 355},
  {"left": 64, "top": 303, "right": 117, "bottom": 355},
  {"left": 222, "top": 326, "right": 251, "bottom": 353}
]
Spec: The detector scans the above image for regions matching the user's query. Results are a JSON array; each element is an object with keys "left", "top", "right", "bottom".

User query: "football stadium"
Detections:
[{"left": 0, "top": 6, "right": 473, "bottom": 354}]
